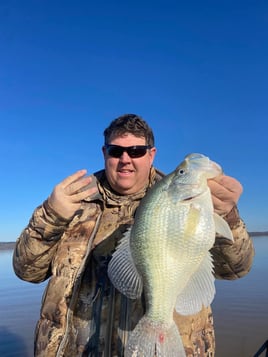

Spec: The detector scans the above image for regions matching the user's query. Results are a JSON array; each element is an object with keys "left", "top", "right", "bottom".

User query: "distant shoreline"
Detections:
[
  {"left": 249, "top": 232, "right": 268, "bottom": 237},
  {"left": 0, "top": 242, "right": 16, "bottom": 250},
  {"left": 0, "top": 232, "right": 267, "bottom": 251}
]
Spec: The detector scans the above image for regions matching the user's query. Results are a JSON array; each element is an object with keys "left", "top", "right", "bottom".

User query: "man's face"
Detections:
[{"left": 103, "top": 133, "right": 156, "bottom": 195}]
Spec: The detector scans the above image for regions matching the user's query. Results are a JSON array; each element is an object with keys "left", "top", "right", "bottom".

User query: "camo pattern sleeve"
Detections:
[
  {"left": 210, "top": 206, "right": 255, "bottom": 280},
  {"left": 13, "top": 199, "right": 70, "bottom": 283}
]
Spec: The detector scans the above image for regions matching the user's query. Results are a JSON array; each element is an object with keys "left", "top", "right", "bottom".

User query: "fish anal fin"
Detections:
[{"left": 175, "top": 252, "right": 215, "bottom": 315}]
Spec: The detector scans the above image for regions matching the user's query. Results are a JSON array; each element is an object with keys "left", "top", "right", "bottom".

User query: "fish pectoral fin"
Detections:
[
  {"left": 107, "top": 228, "right": 143, "bottom": 299},
  {"left": 175, "top": 252, "right": 215, "bottom": 315},
  {"left": 214, "top": 213, "right": 234, "bottom": 241}
]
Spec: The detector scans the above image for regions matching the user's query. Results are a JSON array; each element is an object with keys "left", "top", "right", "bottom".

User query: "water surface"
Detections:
[
  {"left": 212, "top": 236, "right": 268, "bottom": 357},
  {"left": 0, "top": 237, "right": 267, "bottom": 357},
  {"left": 0, "top": 251, "right": 45, "bottom": 357}
]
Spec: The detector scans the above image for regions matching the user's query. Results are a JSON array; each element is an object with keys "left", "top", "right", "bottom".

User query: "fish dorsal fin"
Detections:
[
  {"left": 175, "top": 252, "right": 215, "bottom": 315},
  {"left": 107, "top": 228, "right": 143, "bottom": 299},
  {"left": 214, "top": 213, "right": 234, "bottom": 241}
]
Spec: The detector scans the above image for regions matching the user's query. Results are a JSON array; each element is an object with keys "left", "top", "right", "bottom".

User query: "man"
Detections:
[{"left": 13, "top": 114, "right": 254, "bottom": 356}]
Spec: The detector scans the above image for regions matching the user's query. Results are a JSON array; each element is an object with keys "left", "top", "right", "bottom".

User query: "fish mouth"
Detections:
[
  {"left": 182, "top": 190, "right": 205, "bottom": 202},
  {"left": 182, "top": 196, "right": 194, "bottom": 201}
]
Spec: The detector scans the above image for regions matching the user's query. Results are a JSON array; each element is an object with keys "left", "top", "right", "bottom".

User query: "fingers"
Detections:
[
  {"left": 61, "top": 169, "right": 88, "bottom": 190},
  {"left": 208, "top": 174, "right": 243, "bottom": 216},
  {"left": 57, "top": 170, "right": 95, "bottom": 200},
  {"left": 64, "top": 175, "right": 93, "bottom": 198},
  {"left": 210, "top": 175, "right": 243, "bottom": 195},
  {"left": 69, "top": 186, "right": 97, "bottom": 203},
  {"left": 209, "top": 180, "right": 234, "bottom": 201},
  {"left": 48, "top": 170, "right": 97, "bottom": 220}
]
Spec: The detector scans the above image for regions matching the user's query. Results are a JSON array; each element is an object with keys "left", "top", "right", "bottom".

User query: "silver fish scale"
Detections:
[{"left": 131, "top": 185, "right": 215, "bottom": 320}]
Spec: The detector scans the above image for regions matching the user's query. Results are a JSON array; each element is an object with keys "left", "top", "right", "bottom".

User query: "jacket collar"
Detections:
[{"left": 83, "top": 167, "right": 161, "bottom": 206}]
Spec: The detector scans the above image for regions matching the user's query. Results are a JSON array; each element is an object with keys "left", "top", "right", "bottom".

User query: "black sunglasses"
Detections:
[{"left": 105, "top": 144, "right": 151, "bottom": 158}]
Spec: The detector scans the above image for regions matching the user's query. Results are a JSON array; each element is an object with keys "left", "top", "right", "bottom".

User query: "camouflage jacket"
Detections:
[{"left": 13, "top": 168, "right": 254, "bottom": 357}]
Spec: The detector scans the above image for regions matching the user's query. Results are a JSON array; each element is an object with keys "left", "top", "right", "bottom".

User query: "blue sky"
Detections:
[{"left": 0, "top": 0, "right": 267, "bottom": 241}]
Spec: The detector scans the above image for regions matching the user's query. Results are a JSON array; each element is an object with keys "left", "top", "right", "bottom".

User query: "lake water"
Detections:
[{"left": 0, "top": 237, "right": 267, "bottom": 357}]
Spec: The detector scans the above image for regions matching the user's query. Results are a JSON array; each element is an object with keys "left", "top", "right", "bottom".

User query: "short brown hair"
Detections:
[{"left": 103, "top": 114, "right": 155, "bottom": 147}]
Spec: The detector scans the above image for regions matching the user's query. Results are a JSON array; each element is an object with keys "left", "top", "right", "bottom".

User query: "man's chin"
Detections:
[{"left": 112, "top": 182, "right": 136, "bottom": 195}]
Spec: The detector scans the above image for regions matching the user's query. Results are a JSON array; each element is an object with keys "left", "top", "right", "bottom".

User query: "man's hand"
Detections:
[
  {"left": 48, "top": 170, "right": 97, "bottom": 220},
  {"left": 208, "top": 175, "right": 243, "bottom": 216}
]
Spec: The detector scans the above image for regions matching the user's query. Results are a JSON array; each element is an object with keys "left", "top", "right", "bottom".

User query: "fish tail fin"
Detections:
[{"left": 125, "top": 316, "right": 186, "bottom": 357}]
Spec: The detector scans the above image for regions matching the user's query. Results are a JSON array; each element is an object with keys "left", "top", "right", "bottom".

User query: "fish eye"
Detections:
[{"left": 179, "top": 169, "right": 185, "bottom": 175}]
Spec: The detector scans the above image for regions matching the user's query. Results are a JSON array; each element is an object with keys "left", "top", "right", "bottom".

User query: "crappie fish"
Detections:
[{"left": 108, "top": 153, "right": 234, "bottom": 357}]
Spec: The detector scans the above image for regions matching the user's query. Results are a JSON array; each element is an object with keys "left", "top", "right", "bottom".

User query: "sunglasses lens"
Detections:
[
  {"left": 106, "top": 146, "right": 123, "bottom": 158},
  {"left": 128, "top": 148, "right": 147, "bottom": 158},
  {"left": 106, "top": 145, "right": 150, "bottom": 158}
]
